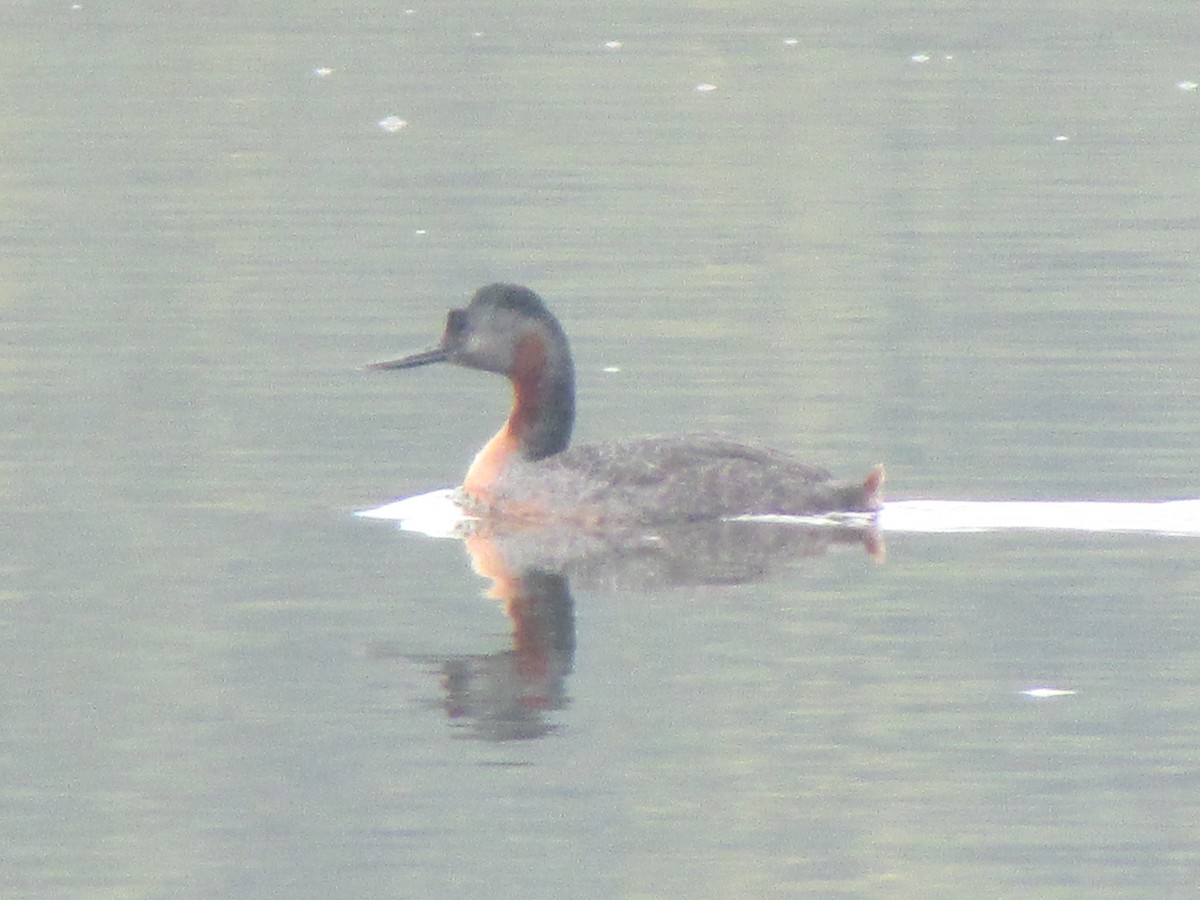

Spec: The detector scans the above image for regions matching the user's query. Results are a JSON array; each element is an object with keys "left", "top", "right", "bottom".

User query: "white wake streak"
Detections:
[
  {"left": 356, "top": 491, "right": 1200, "bottom": 539},
  {"left": 878, "top": 499, "right": 1200, "bottom": 535}
]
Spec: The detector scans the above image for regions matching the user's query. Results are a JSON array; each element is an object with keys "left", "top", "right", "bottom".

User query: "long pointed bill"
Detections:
[{"left": 365, "top": 346, "right": 449, "bottom": 370}]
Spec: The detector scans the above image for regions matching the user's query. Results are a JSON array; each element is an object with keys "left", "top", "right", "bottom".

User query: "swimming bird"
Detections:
[{"left": 368, "top": 283, "right": 883, "bottom": 526}]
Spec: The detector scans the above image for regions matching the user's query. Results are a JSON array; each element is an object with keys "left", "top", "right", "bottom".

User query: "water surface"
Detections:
[{"left": 3, "top": 1, "right": 1200, "bottom": 897}]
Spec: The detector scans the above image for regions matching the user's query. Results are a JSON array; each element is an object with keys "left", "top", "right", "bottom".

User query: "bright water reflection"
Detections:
[{"left": 363, "top": 488, "right": 1200, "bottom": 537}]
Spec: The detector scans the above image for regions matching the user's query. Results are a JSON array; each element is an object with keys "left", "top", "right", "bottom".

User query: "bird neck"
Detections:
[
  {"left": 505, "top": 329, "right": 574, "bottom": 460},
  {"left": 462, "top": 330, "right": 575, "bottom": 500}
]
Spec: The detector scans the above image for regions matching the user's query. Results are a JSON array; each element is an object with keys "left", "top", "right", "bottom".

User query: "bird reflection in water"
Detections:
[{"left": 371, "top": 517, "right": 879, "bottom": 742}]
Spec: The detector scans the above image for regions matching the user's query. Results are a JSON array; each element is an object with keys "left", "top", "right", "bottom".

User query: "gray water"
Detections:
[{"left": 4, "top": 2, "right": 1200, "bottom": 897}]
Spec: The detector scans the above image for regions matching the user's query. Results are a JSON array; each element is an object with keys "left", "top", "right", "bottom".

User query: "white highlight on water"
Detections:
[
  {"left": 357, "top": 494, "right": 1200, "bottom": 540},
  {"left": 878, "top": 499, "right": 1200, "bottom": 536}
]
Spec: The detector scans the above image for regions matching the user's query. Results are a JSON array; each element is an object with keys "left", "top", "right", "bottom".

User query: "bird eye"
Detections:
[{"left": 445, "top": 309, "right": 467, "bottom": 335}]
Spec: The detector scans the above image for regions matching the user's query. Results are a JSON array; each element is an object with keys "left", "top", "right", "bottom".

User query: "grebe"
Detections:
[{"left": 369, "top": 283, "right": 884, "bottom": 526}]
